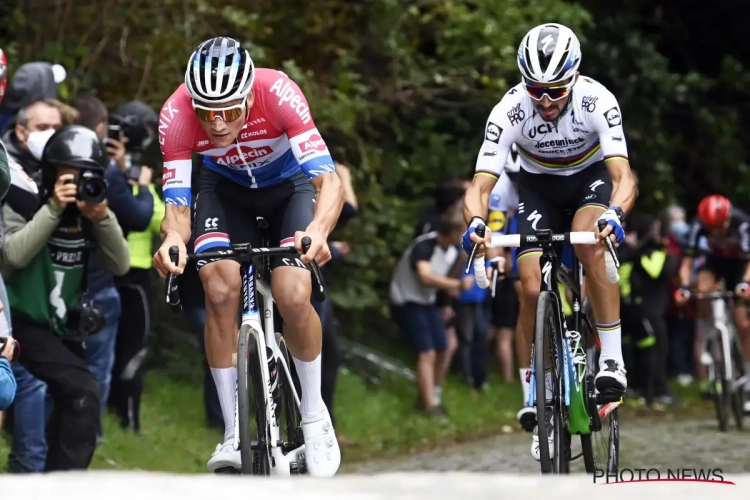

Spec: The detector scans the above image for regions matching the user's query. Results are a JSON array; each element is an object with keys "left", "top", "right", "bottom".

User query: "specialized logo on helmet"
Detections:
[
  {"left": 539, "top": 34, "right": 556, "bottom": 56},
  {"left": 269, "top": 77, "right": 311, "bottom": 125},
  {"left": 215, "top": 146, "right": 273, "bottom": 165},
  {"left": 301, "top": 134, "right": 326, "bottom": 152}
]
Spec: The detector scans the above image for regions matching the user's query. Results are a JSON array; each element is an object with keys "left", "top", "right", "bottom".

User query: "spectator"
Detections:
[
  {"left": 0, "top": 125, "right": 130, "bottom": 470},
  {"left": 390, "top": 213, "right": 466, "bottom": 415},
  {"left": 2, "top": 98, "right": 64, "bottom": 473},
  {"left": 71, "top": 95, "right": 154, "bottom": 434},
  {"left": 0, "top": 336, "right": 17, "bottom": 412},
  {"left": 454, "top": 261, "right": 489, "bottom": 394},
  {"left": 0, "top": 61, "right": 66, "bottom": 132}
]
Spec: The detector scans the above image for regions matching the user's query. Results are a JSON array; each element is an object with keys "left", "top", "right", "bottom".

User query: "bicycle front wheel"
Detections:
[
  {"left": 534, "top": 291, "right": 570, "bottom": 474},
  {"left": 238, "top": 325, "right": 272, "bottom": 475},
  {"left": 731, "top": 334, "right": 746, "bottom": 430},
  {"left": 708, "top": 336, "right": 730, "bottom": 432}
]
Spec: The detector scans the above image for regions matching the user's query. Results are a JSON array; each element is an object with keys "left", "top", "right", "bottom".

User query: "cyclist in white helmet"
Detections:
[
  {"left": 462, "top": 23, "right": 636, "bottom": 461},
  {"left": 152, "top": 37, "right": 343, "bottom": 476}
]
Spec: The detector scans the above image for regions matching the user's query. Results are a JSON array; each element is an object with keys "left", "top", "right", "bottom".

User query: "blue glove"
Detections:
[
  {"left": 597, "top": 208, "right": 624, "bottom": 245},
  {"left": 461, "top": 218, "right": 484, "bottom": 255}
]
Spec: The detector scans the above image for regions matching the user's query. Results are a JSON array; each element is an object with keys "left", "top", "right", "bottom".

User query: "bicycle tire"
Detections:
[
  {"left": 534, "top": 291, "right": 570, "bottom": 474},
  {"left": 238, "top": 325, "right": 272, "bottom": 475},
  {"left": 707, "top": 335, "right": 730, "bottom": 432},
  {"left": 276, "top": 332, "right": 304, "bottom": 452},
  {"left": 730, "top": 335, "right": 745, "bottom": 430}
]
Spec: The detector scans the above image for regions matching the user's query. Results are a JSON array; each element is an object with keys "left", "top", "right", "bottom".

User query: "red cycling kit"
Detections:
[{"left": 158, "top": 68, "right": 335, "bottom": 268}]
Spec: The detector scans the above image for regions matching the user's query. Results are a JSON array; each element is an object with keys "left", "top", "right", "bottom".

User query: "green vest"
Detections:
[{"left": 6, "top": 217, "right": 89, "bottom": 335}]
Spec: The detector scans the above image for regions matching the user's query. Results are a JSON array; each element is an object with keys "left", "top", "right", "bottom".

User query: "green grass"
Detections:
[{"left": 0, "top": 369, "right": 715, "bottom": 472}]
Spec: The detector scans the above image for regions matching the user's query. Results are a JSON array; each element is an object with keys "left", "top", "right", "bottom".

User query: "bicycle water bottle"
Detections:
[{"left": 266, "top": 347, "right": 282, "bottom": 422}]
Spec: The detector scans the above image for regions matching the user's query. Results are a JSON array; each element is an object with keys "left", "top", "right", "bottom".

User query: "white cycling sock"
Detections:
[
  {"left": 745, "top": 362, "right": 750, "bottom": 391},
  {"left": 434, "top": 386, "right": 443, "bottom": 406},
  {"left": 520, "top": 368, "right": 530, "bottom": 404},
  {"left": 596, "top": 320, "right": 624, "bottom": 366},
  {"left": 210, "top": 367, "right": 238, "bottom": 443},
  {"left": 293, "top": 353, "right": 327, "bottom": 422}
]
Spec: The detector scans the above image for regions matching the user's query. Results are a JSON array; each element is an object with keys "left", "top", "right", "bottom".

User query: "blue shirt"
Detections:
[
  {"left": 0, "top": 357, "right": 16, "bottom": 409},
  {"left": 456, "top": 267, "right": 487, "bottom": 304}
]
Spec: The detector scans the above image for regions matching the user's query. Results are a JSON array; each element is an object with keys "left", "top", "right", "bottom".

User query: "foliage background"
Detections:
[{"left": 1, "top": 0, "right": 749, "bottom": 344}]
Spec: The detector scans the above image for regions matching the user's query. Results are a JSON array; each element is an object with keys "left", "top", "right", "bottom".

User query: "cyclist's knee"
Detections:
[
  {"left": 201, "top": 262, "right": 241, "bottom": 309},
  {"left": 272, "top": 268, "right": 312, "bottom": 314},
  {"left": 520, "top": 276, "right": 541, "bottom": 307},
  {"left": 574, "top": 241, "right": 602, "bottom": 267}
]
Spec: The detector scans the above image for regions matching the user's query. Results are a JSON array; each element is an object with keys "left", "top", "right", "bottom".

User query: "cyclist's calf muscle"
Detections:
[{"left": 200, "top": 259, "right": 242, "bottom": 368}]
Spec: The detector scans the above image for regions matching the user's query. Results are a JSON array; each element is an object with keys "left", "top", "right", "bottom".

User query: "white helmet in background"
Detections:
[
  {"left": 517, "top": 23, "right": 581, "bottom": 84},
  {"left": 505, "top": 144, "right": 521, "bottom": 176}
]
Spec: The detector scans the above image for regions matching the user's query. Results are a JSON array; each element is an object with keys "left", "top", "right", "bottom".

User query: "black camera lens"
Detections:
[{"left": 77, "top": 171, "right": 107, "bottom": 204}]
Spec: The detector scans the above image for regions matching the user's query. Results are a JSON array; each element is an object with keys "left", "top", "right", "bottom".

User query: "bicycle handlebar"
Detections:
[
  {"left": 470, "top": 223, "right": 621, "bottom": 289},
  {"left": 691, "top": 291, "right": 735, "bottom": 301},
  {"left": 163, "top": 236, "right": 326, "bottom": 313}
]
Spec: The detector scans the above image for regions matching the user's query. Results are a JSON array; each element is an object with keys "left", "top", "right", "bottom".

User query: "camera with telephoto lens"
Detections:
[
  {"left": 75, "top": 170, "right": 107, "bottom": 204},
  {"left": 108, "top": 113, "right": 153, "bottom": 154},
  {"left": 62, "top": 300, "right": 106, "bottom": 343}
]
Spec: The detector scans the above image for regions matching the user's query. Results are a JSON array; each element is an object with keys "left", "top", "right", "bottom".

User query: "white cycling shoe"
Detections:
[
  {"left": 531, "top": 414, "right": 555, "bottom": 461},
  {"left": 517, "top": 406, "right": 537, "bottom": 433},
  {"left": 595, "top": 359, "right": 628, "bottom": 393},
  {"left": 207, "top": 441, "right": 241, "bottom": 472},
  {"left": 302, "top": 410, "right": 341, "bottom": 478}
]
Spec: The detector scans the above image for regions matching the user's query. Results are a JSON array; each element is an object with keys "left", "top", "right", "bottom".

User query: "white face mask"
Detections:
[{"left": 25, "top": 129, "right": 57, "bottom": 161}]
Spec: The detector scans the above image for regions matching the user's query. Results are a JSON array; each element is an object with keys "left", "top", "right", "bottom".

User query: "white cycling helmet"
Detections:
[
  {"left": 517, "top": 23, "right": 581, "bottom": 84},
  {"left": 505, "top": 144, "right": 520, "bottom": 174},
  {"left": 185, "top": 37, "right": 255, "bottom": 104}
]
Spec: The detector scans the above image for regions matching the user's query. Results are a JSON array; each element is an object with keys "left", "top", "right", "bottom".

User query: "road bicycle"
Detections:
[
  {"left": 468, "top": 223, "right": 623, "bottom": 474},
  {"left": 692, "top": 291, "right": 746, "bottom": 431},
  {"left": 164, "top": 235, "right": 325, "bottom": 475}
]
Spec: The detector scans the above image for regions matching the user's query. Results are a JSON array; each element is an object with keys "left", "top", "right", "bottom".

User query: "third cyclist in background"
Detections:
[
  {"left": 461, "top": 23, "right": 637, "bottom": 460},
  {"left": 675, "top": 194, "right": 750, "bottom": 412}
]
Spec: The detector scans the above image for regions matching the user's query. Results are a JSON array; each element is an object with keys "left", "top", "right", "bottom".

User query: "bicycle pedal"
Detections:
[
  {"left": 213, "top": 466, "right": 241, "bottom": 475},
  {"left": 596, "top": 389, "right": 624, "bottom": 404}
]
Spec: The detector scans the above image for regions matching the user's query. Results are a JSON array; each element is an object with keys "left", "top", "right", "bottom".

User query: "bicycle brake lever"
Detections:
[
  {"left": 466, "top": 223, "right": 486, "bottom": 274},
  {"left": 165, "top": 245, "right": 182, "bottom": 312},
  {"left": 301, "top": 236, "right": 326, "bottom": 302}
]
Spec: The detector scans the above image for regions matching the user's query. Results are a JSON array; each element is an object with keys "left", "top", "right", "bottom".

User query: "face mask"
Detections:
[
  {"left": 26, "top": 129, "right": 57, "bottom": 161},
  {"left": 670, "top": 221, "right": 689, "bottom": 237}
]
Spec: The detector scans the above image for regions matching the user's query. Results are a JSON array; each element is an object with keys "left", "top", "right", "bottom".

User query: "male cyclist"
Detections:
[
  {"left": 152, "top": 37, "right": 344, "bottom": 476},
  {"left": 675, "top": 195, "right": 750, "bottom": 411},
  {"left": 463, "top": 23, "right": 636, "bottom": 460}
]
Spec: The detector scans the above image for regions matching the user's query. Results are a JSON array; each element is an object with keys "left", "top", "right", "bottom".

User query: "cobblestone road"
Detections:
[{"left": 347, "top": 416, "right": 750, "bottom": 474}]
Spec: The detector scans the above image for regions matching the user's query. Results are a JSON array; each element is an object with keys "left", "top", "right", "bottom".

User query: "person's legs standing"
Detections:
[
  {"left": 84, "top": 286, "right": 121, "bottom": 438},
  {"left": 454, "top": 302, "right": 475, "bottom": 386},
  {"left": 7, "top": 365, "right": 48, "bottom": 472},
  {"left": 470, "top": 301, "right": 489, "bottom": 390},
  {"left": 392, "top": 303, "right": 438, "bottom": 411},
  {"left": 426, "top": 303, "right": 449, "bottom": 410}
]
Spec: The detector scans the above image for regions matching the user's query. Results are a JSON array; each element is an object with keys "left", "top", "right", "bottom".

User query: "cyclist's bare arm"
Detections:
[
  {"left": 309, "top": 172, "right": 344, "bottom": 238},
  {"left": 161, "top": 204, "right": 192, "bottom": 244},
  {"left": 605, "top": 158, "right": 636, "bottom": 214},
  {"left": 678, "top": 256, "right": 694, "bottom": 288},
  {"left": 463, "top": 174, "right": 496, "bottom": 224}
]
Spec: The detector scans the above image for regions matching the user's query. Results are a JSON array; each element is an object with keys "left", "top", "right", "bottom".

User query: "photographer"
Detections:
[
  {"left": 0, "top": 125, "right": 130, "bottom": 470},
  {"left": 72, "top": 95, "right": 154, "bottom": 435}
]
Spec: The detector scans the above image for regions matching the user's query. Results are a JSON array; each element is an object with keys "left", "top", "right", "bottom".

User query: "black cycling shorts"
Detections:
[
  {"left": 515, "top": 161, "right": 612, "bottom": 254},
  {"left": 698, "top": 257, "right": 746, "bottom": 292},
  {"left": 192, "top": 168, "right": 315, "bottom": 271},
  {"left": 490, "top": 278, "right": 519, "bottom": 329}
]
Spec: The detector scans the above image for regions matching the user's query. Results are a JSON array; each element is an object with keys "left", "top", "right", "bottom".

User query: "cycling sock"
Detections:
[
  {"left": 293, "top": 353, "right": 327, "bottom": 422},
  {"left": 210, "top": 367, "right": 238, "bottom": 443},
  {"left": 434, "top": 386, "right": 443, "bottom": 406},
  {"left": 520, "top": 368, "right": 530, "bottom": 404},
  {"left": 596, "top": 320, "right": 624, "bottom": 365},
  {"left": 745, "top": 362, "right": 750, "bottom": 391}
]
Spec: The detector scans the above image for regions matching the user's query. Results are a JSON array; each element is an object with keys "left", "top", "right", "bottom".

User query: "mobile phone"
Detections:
[
  {"left": 107, "top": 124, "right": 121, "bottom": 143},
  {"left": 126, "top": 166, "right": 142, "bottom": 181}
]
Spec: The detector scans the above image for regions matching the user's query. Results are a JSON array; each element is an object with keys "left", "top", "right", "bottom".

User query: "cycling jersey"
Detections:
[
  {"left": 475, "top": 76, "right": 628, "bottom": 178},
  {"left": 684, "top": 209, "right": 750, "bottom": 260},
  {"left": 158, "top": 68, "right": 335, "bottom": 205},
  {"left": 488, "top": 173, "right": 518, "bottom": 234}
]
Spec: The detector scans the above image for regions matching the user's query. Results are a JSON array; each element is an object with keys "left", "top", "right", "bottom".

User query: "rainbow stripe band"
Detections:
[
  {"left": 474, "top": 170, "right": 500, "bottom": 179},
  {"left": 595, "top": 320, "right": 621, "bottom": 332},
  {"left": 516, "top": 248, "right": 542, "bottom": 263},
  {"left": 575, "top": 203, "right": 608, "bottom": 214},
  {"left": 603, "top": 155, "right": 629, "bottom": 163}
]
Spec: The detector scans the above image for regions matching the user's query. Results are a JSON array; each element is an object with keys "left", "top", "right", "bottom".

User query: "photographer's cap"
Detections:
[{"left": 51, "top": 64, "right": 67, "bottom": 84}]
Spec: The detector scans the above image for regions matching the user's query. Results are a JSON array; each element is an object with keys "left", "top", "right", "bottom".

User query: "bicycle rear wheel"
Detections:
[
  {"left": 534, "top": 291, "right": 570, "bottom": 474},
  {"left": 276, "top": 333, "right": 304, "bottom": 458},
  {"left": 238, "top": 325, "right": 272, "bottom": 475},
  {"left": 580, "top": 327, "right": 619, "bottom": 475}
]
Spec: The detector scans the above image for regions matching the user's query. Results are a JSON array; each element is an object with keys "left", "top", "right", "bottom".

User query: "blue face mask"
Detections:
[{"left": 670, "top": 221, "right": 689, "bottom": 238}]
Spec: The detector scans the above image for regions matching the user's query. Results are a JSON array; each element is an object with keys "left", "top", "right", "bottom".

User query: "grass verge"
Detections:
[{"left": 0, "top": 369, "right": 715, "bottom": 472}]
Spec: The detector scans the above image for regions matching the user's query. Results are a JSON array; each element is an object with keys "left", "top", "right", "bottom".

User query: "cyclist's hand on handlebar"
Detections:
[
  {"left": 461, "top": 218, "right": 491, "bottom": 256},
  {"left": 674, "top": 287, "right": 691, "bottom": 305},
  {"left": 735, "top": 282, "right": 750, "bottom": 298},
  {"left": 596, "top": 208, "right": 625, "bottom": 247},
  {"left": 153, "top": 232, "right": 187, "bottom": 279},
  {"left": 295, "top": 227, "right": 331, "bottom": 265}
]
